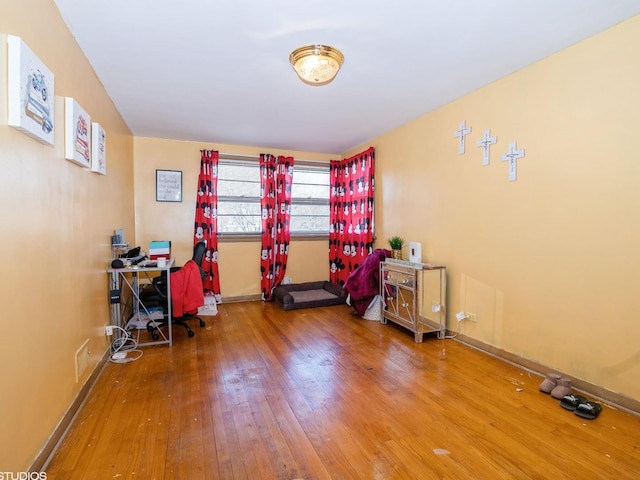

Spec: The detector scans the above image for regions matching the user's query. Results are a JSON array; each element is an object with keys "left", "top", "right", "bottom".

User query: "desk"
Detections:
[{"left": 107, "top": 258, "right": 175, "bottom": 347}]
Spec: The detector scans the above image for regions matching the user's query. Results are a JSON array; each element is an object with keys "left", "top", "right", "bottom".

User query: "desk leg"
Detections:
[
  {"left": 109, "top": 271, "right": 121, "bottom": 341},
  {"left": 166, "top": 268, "right": 173, "bottom": 347}
]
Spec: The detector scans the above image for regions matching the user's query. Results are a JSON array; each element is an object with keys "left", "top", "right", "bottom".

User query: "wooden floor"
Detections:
[{"left": 46, "top": 301, "right": 640, "bottom": 479}]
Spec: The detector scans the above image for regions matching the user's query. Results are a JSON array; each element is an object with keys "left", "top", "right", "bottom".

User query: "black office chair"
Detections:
[{"left": 147, "top": 241, "right": 207, "bottom": 339}]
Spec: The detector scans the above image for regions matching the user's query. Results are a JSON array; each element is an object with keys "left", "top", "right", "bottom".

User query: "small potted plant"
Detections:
[{"left": 388, "top": 236, "right": 404, "bottom": 259}]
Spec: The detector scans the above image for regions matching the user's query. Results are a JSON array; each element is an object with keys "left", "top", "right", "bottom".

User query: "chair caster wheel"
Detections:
[
  {"left": 151, "top": 332, "right": 159, "bottom": 341},
  {"left": 188, "top": 330, "right": 195, "bottom": 337},
  {"left": 199, "top": 320, "right": 206, "bottom": 327}
]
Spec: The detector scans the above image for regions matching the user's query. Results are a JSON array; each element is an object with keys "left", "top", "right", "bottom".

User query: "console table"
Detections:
[{"left": 379, "top": 259, "right": 446, "bottom": 343}]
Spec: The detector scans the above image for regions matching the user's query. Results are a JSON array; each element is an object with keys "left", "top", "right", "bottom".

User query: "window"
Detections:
[
  {"left": 217, "top": 160, "right": 261, "bottom": 234},
  {"left": 217, "top": 156, "right": 329, "bottom": 237}
]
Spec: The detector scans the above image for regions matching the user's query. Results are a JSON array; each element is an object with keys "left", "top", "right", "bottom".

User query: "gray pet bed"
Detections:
[{"left": 273, "top": 281, "right": 347, "bottom": 311}]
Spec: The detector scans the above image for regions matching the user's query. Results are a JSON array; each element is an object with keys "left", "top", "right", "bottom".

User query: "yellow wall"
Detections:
[
  {"left": 133, "top": 137, "right": 334, "bottom": 298},
  {"left": 0, "top": 0, "right": 135, "bottom": 471},
  {"left": 358, "top": 15, "right": 640, "bottom": 401}
]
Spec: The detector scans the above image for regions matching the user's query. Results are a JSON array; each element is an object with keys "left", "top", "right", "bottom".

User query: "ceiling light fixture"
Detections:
[{"left": 289, "top": 44, "right": 344, "bottom": 86}]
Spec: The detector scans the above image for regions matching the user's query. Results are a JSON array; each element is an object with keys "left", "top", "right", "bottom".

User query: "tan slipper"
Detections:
[
  {"left": 539, "top": 373, "right": 561, "bottom": 394},
  {"left": 550, "top": 378, "right": 572, "bottom": 399}
]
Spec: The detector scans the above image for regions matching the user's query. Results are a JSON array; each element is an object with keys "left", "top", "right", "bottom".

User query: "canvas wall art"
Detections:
[
  {"left": 7, "top": 35, "right": 55, "bottom": 145},
  {"left": 91, "top": 122, "right": 106, "bottom": 175},
  {"left": 64, "top": 97, "right": 91, "bottom": 167}
]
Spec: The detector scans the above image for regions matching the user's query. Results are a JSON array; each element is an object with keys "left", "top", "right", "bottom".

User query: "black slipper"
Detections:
[
  {"left": 575, "top": 401, "right": 602, "bottom": 420},
  {"left": 560, "top": 394, "right": 587, "bottom": 411}
]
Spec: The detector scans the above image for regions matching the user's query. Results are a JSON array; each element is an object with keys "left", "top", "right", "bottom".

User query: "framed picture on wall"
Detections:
[
  {"left": 7, "top": 35, "right": 55, "bottom": 145},
  {"left": 64, "top": 97, "right": 91, "bottom": 167},
  {"left": 91, "top": 122, "right": 106, "bottom": 175},
  {"left": 156, "top": 169, "right": 182, "bottom": 202}
]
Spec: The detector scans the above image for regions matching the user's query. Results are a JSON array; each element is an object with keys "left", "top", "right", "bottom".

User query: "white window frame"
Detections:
[{"left": 217, "top": 155, "right": 329, "bottom": 241}]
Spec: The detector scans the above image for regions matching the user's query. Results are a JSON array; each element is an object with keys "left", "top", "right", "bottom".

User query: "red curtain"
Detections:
[
  {"left": 260, "top": 154, "right": 294, "bottom": 301},
  {"left": 329, "top": 147, "right": 375, "bottom": 286},
  {"left": 194, "top": 149, "right": 221, "bottom": 301}
]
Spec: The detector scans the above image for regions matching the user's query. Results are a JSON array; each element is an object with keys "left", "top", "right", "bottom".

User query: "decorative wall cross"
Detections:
[
  {"left": 477, "top": 129, "right": 497, "bottom": 166},
  {"left": 454, "top": 121, "right": 472, "bottom": 154},
  {"left": 501, "top": 142, "right": 525, "bottom": 182}
]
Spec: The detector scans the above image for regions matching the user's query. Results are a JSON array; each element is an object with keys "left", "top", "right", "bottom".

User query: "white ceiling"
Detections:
[{"left": 52, "top": 0, "right": 640, "bottom": 155}]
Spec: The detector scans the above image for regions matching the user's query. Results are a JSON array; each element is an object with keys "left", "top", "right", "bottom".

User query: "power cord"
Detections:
[
  {"left": 109, "top": 326, "right": 143, "bottom": 364},
  {"left": 441, "top": 315, "right": 463, "bottom": 340}
]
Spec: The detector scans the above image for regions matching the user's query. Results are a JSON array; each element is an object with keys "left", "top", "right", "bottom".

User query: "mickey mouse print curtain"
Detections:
[
  {"left": 194, "top": 149, "right": 221, "bottom": 301},
  {"left": 259, "top": 153, "right": 294, "bottom": 301},
  {"left": 329, "top": 147, "right": 375, "bottom": 286}
]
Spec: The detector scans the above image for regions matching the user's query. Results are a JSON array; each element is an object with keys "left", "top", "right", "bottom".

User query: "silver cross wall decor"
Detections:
[
  {"left": 501, "top": 142, "right": 526, "bottom": 182},
  {"left": 477, "top": 129, "right": 497, "bottom": 166},
  {"left": 454, "top": 121, "right": 472, "bottom": 155}
]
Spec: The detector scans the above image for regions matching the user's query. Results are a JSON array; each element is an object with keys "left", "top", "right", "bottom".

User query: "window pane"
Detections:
[
  {"left": 291, "top": 167, "right": 330, "bottom": 233},
  {"left": 292, "top": 169, "right": 329, "bottom": 199},
  {"left": 218, "top": 200, "right": 261, "bottom": 233},
  {"left": 290, "top": 204, "right": 329, "bottom": 233},
  {"left": 290, "top": 215, "right": 329, "bottom": 233},
  {"left": 218, "top": 163, "right": 260, "bottom": 197}
]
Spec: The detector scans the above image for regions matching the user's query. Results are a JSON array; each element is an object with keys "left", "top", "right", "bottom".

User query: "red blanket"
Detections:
[
  {"left": 344, "top": 249, "right": 390, "bottom": 315},
  {"left": 170, "top": 260, "right": 204, "bottom": 317}
]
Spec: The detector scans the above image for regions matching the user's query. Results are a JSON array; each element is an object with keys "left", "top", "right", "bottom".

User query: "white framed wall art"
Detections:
[
  {"left": 156, "top": 169, "right": 183, "bottom": 202},
  {"left": 7, "top": 35, "right": 55, "bottom": 145},
  {"left": 64, "top": 97, "right": 91, "bottom": 167},
  {"left": 91, "top": 122, "right": 106, "bottom": 175}
]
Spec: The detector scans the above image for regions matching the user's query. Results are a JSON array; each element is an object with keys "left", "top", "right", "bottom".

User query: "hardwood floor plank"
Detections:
[{"left": 45, "top": 301, "right": 640, "bottom": 479}]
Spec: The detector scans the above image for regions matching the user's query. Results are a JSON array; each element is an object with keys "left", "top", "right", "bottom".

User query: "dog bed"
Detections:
[{"left": 273, "top": 281, "right": 347, "bottom": 311}]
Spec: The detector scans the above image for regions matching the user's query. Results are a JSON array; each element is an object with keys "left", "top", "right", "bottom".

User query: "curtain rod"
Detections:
[{"left": 219, "top": 152, "right": 334, "bottom": 166}]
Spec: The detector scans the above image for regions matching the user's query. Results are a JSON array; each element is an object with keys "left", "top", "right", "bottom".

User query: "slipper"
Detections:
[
  {"left": 560, "top": 394, "right": 587, "bottom": 411},
  {"left": 550, "top": 378, "right": 572, "bottom": 399},
  {"left": 575, "top": 401, "right": 602, "bottom": 420},
  {"left": 539, "top": 373, "right": 561, "bottom": 394}
]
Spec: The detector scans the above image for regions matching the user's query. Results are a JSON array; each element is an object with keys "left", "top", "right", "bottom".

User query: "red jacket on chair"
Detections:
[{"left": 170, "top": 260, "right": 205, "bottom": 317}]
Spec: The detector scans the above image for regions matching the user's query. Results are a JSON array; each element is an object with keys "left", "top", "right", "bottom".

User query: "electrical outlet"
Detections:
[
  {"left": 105, "top": 325, "right": 113, "bottom": 336},
  {"left": 455, "top": 312, "right": 477, "bottom": 322},
  {"left": 431, "top": 302, "right": 441, "bottom": 313}
]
